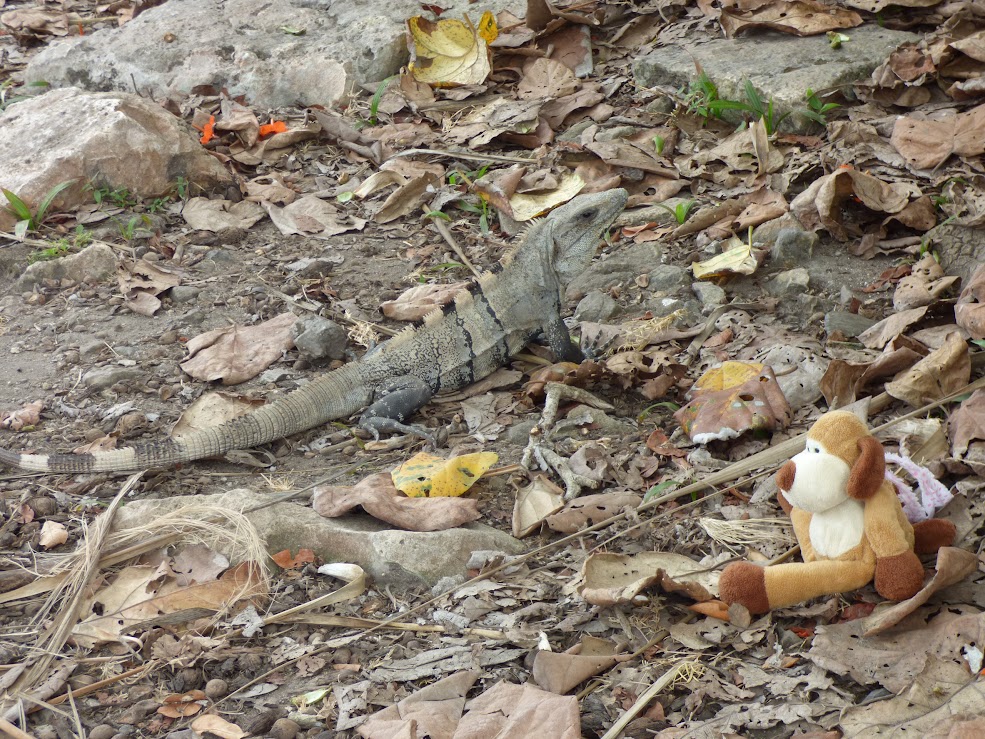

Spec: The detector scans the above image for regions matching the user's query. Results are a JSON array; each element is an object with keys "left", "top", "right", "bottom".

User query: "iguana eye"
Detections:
[{"left": 580, "top": 208, "right": 598, "bottom": 220}]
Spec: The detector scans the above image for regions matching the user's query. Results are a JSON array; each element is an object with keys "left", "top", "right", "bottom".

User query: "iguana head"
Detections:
[{"left": 547, "top": 188, "right": 628, "bottom": 287}]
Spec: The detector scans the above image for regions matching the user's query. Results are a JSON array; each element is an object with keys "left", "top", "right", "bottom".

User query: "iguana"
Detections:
[{"left": 0, "top": 188, "right": 627, "bottom": 473}]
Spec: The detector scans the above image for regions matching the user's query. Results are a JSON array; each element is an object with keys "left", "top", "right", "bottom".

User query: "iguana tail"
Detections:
[{"left": 0, "top": 364, "right": 370, "bottom": 473}]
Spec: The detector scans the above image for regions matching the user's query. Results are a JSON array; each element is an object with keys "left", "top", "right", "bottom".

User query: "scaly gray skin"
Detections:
[{"left": 0, "top": 188, "right": 628, "bottom": 473}]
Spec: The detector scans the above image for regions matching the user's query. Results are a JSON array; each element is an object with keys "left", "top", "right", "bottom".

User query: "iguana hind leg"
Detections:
[{"left": 359, "top": 376, "right": 435, "bottom": 442}]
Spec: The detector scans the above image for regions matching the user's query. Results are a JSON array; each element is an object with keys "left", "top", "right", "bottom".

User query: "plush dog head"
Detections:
[{"left": 776, "top": 411, "right": 886, "bottom": 513}]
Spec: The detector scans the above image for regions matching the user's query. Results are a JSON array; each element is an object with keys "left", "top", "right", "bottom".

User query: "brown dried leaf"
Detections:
[
  {"left": 182, "top": 198, "right": 267, "bottom": 232},
  {"left": 357, "top": 671, "right": 479, "bottom": 738},
  {"left": 891, "top": 103, "right": 985, "bottom": 170},
  {"left": 948, "top": 389, "right": 985, "bottom": 458},
  {"left": 720, "top": 0, "right": 862, "bottom": 37},
  {"left": 893, "top": 254, "right": 960, "bottom": 310},
  {"left": 375, "top": 172, "right": 441, "bottom": 224},
  {"left": 172, "top": 392, "right": 264, "bottom": 440},
  {"left": 180, "top": 312, "right": 297, "bottom": 385},
  {"left": 531, "top": 636, "right": 621, "bottom": 694},
  {"left": 859, "top": 548, "right": 979, "bottom": 636},
  {"left": 819, "top": 349, "right": 923, "bottom": 408},
  {"left": 380, "top": 282, "right": 471, "bottom": 322},
  {"left": 513, "top": 475, "right": 565, "bottom": 538},
  {"left": 312, "top": 472, "right": 481, "bottom": 531},
  {"left": 790, "top": 168, "right": 916, "bottom": 240},
  {"left": 0, "top": 8, "right": 68, "bottom": 36},
  {"left": 885, "top": 331, "right": 970, "bottom": 407},
  {"left": 190, "top": 715, "right": 248, "bottom": 739},
  {"left": 858, "top": 306, "right": 928, "bottom": 349},
  {"left": 0, "top": 400, "right": 43, "bottom": 430},
  {"left": 545, "top": 492, "right": 641, "bottom": 534},
  {"left": 117, "top": 259, "right": 182, "bottom": 317},
  {"left": 578, "top": 551, "right": 719, "bottom": 606},
  {"left": 955, "top": 264, "right": 985, "bottom": 340},
  {"left": 674, "top": 363, "right": 791, "bottom": 444},
  {"left": 517, "top": 57, "right": 577, "bottom": 101},
  {"left": 39, "top": 521, "right": 68, "bottom": 549},
  {"left": 265, "top": 195, "right": 367, "bottom": 236}
]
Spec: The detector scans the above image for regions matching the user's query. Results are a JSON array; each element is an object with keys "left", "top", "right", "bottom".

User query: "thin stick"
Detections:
[
  {"left": 0, "top": 716, "right": 35, "bottom": 739},
  {"left": 600, "top": 660, "right": 704, "bottom": 739},
  {"left": 425, "top": 207, "right": 481, "bottom": 278}
]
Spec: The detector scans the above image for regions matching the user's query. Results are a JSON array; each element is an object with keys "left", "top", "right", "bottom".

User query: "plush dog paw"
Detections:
[
  {"left": 874, "top": 550, "right": 925, "bottom": 601},
  {"left": 719, "top": 562, "right": 770, "bottom": 615}
]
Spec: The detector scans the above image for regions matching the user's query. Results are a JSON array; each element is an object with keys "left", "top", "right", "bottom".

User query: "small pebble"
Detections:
[
  {"left": 205, "top": 678, "right": 228, "bottom": 700},
  {"left": 89, "top": 725, "right": 117, "bottom": 739},
  {"left": 270, "top": 718, "right": 300, "bottom": 739}
]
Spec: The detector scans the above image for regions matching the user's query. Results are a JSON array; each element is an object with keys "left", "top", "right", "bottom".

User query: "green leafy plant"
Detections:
[
  {"left": 367, "top": 75, "right": 399, "bottom": 126},
  {"left": 423, "top": 210, "right": 452, "bottom": 221},
  {"left": 2, "top": 181, "right": 74, "bottom": 239},
  {"left": 637, "top": 401, "right": 682, "bottom": 423},
  {"left": 656, "top": 199, "right": 697, "bottom": 225},
  {"left": 803, "top": 88, "right": 841, "bottom": 126},
  {"left": 86, "top": 183, "right": 140, "bottom": 209},
  {"left": 0, "top": 79, "right": 49, "bottom": 111},
  {"left": 643, "top": 480, "right": 678, "bottom": 504},
  {"left": 707, "top": 81, "right": 790, "bottom": 135},
  {"left": 116, "top": 214, "right": 151, "bottom": 241},
  {"left": 447, "top": 165, "right": 490, "bottom": 187},
  {"left": 28, "top": 226, "right": 92, "bottom": 264},
  {"left": 456, "top": 197, "right": 493, "bottom": 234},
  {"left": 174, "top": 176, "right": 190, "bottom": 201},
  {"left": 682, "top": 71, "right": 727, "bottom": 120}
]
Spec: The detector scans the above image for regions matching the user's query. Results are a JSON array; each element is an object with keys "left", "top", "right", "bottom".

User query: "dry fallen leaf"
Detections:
[
  {"left": 0, "top": 399, "right": 43, "bottom": 430},
  {"left": 391, "top": 451, "right": 498, "bottom": 498},
  {"left": 181, "top": 197, "right": 266, "bottom": 231},
  {"left": 531, "top": 636, "right": 623, "bottom": 694},
  {"left": 675, "top": 362, "right": 791, "bottom": 444},
  {"left": 0, "top": 8, "right": 69, "bottom": 36},
  {"left": 180, "top": 312, "right": 297, "bottom": 385},
  {"left": 407, "top": 12, "right": 497, "bottom": 86},
  {"left": 692, "top": 234, "right": 761, "bottom": 281},
  {"left": 171, "top": 392, "right": 265, "bottom": 440},
  {"left": 720, "top": 0, "right": 862, "bottom": 37},
  {"left": 509, "top": 173, "right": 585, "bottom": 221},
  {"left": 955, "top": 264, "right": 985, "bottom": 340},
  {"left": 578, "top": 551, "right": 720, "bottom": 606},
  {"left": 189, "top": 714, "right": 248, "bottom": 739},
  {"left": 39, "top": 521, "right": 68, "bottom": 549},
  {"left": 858, "top": 547, "right": 979, "bottom": 636},
  {"left": 545, "top": 492, "right": 642, "bottom": 534},
  {"left": 265, "top": 195, "right": 367, "bottom": 236},
  {"left": 381, "top": 282, "right": 471, "bottom": 322},
  {"left": 313, "top": 472, "right": 481, "bottom": 531},
  {"left": 513, "top": 475, "right": 566, "bottom": 538},
  {"left": 948, "top": 389, "right": 985, "bottom": 458},
  {"left": 893, "top": 254, "right": 960, "bottom": 311},
  {"left": 891, "top": 102, "right": 985, "bottom": 170},
  {"left": 271, "top": 548, "right": 316, "bottom": 570},
  {"left": 885, "top": 330, "right": 970, "bottom": 407},
  {"left": 117, "top": 259, "right": 182, "bottom": 317}
]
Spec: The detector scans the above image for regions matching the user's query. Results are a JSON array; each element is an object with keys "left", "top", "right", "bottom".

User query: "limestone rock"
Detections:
[
  {"left": 292, "top": 315, "right": 348, "bottom": 361},
  {"left": 17, "top": 243, "right": 117, "bottom": 290},
  {"left": 634, "top": 25, "right": 919, "bottom": 134},
  {"left": 25, "top": 0, "right": 525, "bottom": 108},
  {"left": 111, "top": 489, "right": 525, "bottom": 587},
  {"left": 0, "top": 88, "right": 229, "bottom": 232},
  {"left": 565, "top": 243, "right": 664, "bottom": 301}
]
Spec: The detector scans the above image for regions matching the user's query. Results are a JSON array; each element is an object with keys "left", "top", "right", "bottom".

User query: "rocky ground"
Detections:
[{"left": 1, "top": 0, "right": 985, "bottom": 737}]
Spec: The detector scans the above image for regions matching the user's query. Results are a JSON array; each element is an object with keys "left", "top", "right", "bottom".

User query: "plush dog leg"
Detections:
[{"left": 720, "top": 558, "right": 876, "bottom": 614}]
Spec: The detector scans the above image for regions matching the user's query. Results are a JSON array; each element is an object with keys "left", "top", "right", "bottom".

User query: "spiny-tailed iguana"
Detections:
[{"left": 0, "top": 189, "right": 628, "bottom": 473}]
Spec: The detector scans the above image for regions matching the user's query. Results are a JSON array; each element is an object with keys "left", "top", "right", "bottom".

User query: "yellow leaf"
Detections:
[
  {"left": 509, "top": 174, "right": 586, "bottom": 222},
  {"left": 691, "top": 235, "right": 759, "bottom": 281},
  {"left": 407, "top": 14, "right": 492, "bottom": 86},
  {"left": 392, "top": 451, "right": 499, "bottom": 498},
  {"left": 476, "top": 10, "right": 498, "bottom": 44},
  {"left": 692, "top": 361, "right": 765, "bottom": 392}
]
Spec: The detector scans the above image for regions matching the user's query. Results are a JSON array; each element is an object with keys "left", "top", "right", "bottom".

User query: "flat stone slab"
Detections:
[
  {"left": 634, "top": 25, "right": 919, "bottom": 132},
  {"left": 25, "top": 0, "right": 524, "bottom": 109},
  {"left": 111, "top": 489, "right": 525, "bottom": 588}
]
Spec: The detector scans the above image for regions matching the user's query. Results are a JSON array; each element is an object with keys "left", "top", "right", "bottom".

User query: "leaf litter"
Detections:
[{"left": 3, "top": 0, "right": 985, "bottom": 737}]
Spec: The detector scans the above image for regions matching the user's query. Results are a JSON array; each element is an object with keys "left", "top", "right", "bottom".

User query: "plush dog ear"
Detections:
[{"left": 846, "top": 435, "right": 885, "bottom": 500}]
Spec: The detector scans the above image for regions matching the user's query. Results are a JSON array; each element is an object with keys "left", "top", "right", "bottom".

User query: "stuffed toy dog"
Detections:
[{"left": 719, "top": 411, "right": 956, "bottom": 615}]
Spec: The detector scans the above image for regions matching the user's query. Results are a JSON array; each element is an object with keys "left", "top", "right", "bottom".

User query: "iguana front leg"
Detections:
[
  {"left": 543, "top": 315, "right": 583, "bottom": 363},
  {"left": 359, "top": 376, "right": 435, "bottom": 442}
]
